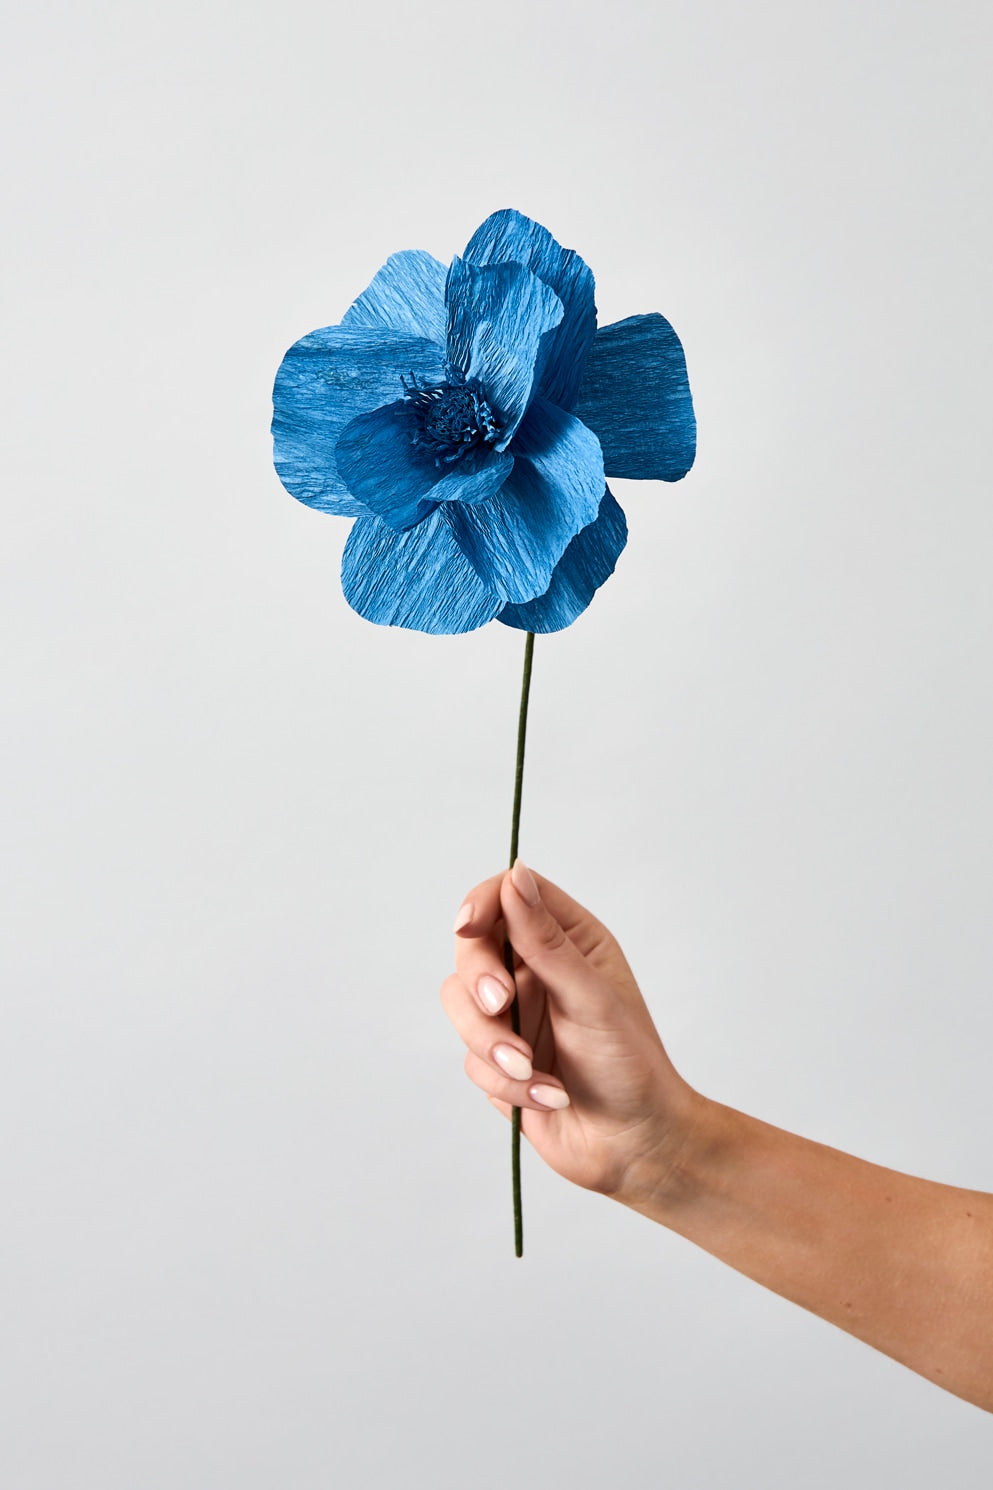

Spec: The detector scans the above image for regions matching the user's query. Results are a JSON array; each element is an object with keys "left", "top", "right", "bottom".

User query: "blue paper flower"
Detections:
[{"left": 272, "top": 210, "right": 695, "bottom": 634}]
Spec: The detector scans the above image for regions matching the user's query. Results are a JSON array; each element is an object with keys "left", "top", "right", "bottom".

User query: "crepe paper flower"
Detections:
[
  {"left": 271, "top": 211, "right": 696, "bottom": 1257},
  {"left": 271, "top": 209, "right": 695, "bottom": 636}
]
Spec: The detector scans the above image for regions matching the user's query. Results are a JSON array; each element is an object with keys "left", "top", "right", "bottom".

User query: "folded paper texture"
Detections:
[{"left": 272, "top": 210, "right": 696, "bottom": 634}]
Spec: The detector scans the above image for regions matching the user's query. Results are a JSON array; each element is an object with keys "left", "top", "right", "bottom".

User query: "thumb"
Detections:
[{"left": 500, "top": 859, "right": 616, "bottom": 1026}]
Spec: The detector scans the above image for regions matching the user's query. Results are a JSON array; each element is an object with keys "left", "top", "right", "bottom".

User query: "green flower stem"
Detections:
[{"left": 504, "top": 629, "right": 535, "bottom": 1258}]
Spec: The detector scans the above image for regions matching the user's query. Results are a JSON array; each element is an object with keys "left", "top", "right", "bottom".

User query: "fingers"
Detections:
[
  {"left": 499, "top": 860, "right": 620, "bottom": 1026},
  {"left": 440, "top": 974, "right": 570, "bottom": 1109},
  {"left": 451, "top": 860, "right": 631, "bottom": 1030},
  {"left": 440, "top": 972, "right": 531, "bottom": 1076},
  {"left": 464, "top": 1051, "right": 570, "bottom": 1111},
  {"left": 451, "top": 871, "right": 516, "bottom": 1018},
  {"left": 452, "top": 871, "right": 504, "bottom": 941}
]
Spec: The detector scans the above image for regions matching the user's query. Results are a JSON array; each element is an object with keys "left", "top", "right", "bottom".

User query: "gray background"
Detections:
[{"left": 3, "top": 0, "right": 992, "bottom": 1484}]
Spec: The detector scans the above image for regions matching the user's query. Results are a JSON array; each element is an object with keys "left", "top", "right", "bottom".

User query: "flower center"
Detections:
[{"left": 403, "top": 373, "right": 500, "bottom": 466}]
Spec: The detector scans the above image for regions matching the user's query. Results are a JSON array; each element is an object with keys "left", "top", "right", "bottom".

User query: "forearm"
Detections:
[{"left": 628, "top": 1096, "right": 993, "bottom": 1412}]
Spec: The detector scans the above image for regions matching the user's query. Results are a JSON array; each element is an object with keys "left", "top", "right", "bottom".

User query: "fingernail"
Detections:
[
  {"left": 477, "top": 975, "right": 509, "bottom": 1014},
  {"left": 452, "top": 901, "right": 475, "bottom": 934},
  {"left": 510, "top": 858, "right": 541, "bottom": 908},
  {"left": 529, "top": 1083, "right": 570, "bottom": 1110},
  {"left": 492, "top": 1044, "right": 533, "bottom": 1081}
]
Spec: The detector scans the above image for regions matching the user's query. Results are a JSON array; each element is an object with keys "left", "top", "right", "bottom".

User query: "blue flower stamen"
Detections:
[{"left": 402, "top": 372, "right": 501, "bottom": 467}]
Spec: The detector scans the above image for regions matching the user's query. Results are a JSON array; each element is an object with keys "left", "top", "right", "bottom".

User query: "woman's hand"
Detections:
[
  {"left": 442, "top": 862, "right": 993, "bottom": 1414},
  {"left": 441, "top": 859, "right": 703, "bottom": 1207}
]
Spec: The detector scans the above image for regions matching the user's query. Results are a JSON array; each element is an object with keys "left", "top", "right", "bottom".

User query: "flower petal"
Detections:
[
  {"left": 463, "top": 209, "right": 597, "bottom": 412},
  {"left": 572, "top": 313, "right": 696, "bottom": 481},
  {"left": 443, "top": 397, "right": 604, "bottom": 604},
  {"left": 445, "top": 257, "right": 563, "bottom": 448},
  {"left": 341, "top": 512, "right": 502, "bottom": 634},
  {"left": 498, "top": 488, "right": 628, "bottom": 633},
  {"left": 335, "top": 401, "right": 514, "bottom": 531},
  {"left": 341, "top": 250, "right": 448, "bottom": 344},
  {"left": 272, "top": 326, "right": 445, "bottom": 514}
]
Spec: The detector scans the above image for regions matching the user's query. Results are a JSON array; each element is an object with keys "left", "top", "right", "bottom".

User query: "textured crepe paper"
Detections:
[{"left": 272, "top": 210, "right": 696, "bottom": 635}]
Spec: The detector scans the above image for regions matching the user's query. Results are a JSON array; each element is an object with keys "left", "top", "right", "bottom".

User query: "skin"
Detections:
[{"left": 441, "top": 860, "right": 993, "bottom": 1414}]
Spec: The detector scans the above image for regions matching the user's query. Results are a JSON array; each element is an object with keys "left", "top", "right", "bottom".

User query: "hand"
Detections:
[
  {"left": 441, "top": 860, "right": 703, "bottom": 1206},
  {"left": 444, "top": 863, "right": 993, "bottom": 1413}
]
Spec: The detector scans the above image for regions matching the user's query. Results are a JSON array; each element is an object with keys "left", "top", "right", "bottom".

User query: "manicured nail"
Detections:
[
  {"left": 452, "top": 901, "right": 475, "bottom": 934},
  {"left": 492, "top": 1044, "right": 533, "bottom": 1081},
  {"left": 510, "top": 858, "right": 541, "bottom": 908},
  {"left": 529, "top": 1083, "right": 570, "bottom": 1110},
  {"left": 477, "top": 975, "right": 509, "bottom": 1014}
]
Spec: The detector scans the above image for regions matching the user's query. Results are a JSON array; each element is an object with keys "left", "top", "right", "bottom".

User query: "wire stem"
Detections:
[{"left": 505, "top": 630, "right": 535, "bottom": 1258}]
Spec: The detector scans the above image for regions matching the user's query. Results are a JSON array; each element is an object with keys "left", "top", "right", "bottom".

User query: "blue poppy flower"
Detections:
[{"left": 272, "top": 210, "right": 695, "bottom": 635}]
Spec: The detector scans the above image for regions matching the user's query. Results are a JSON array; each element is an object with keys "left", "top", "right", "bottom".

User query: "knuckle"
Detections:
[
  {"left": 464, "top": 1050, "right": 490, "bottom": 1092},
  {"left": 534, "top": 913, "right": 567, "bottom": 955},
  {"left": 439, "top": 973, "right": 463, "bottom": 1011},
  {"left": 465, "top": 1049, "right": 515, "bottom": 1102}
]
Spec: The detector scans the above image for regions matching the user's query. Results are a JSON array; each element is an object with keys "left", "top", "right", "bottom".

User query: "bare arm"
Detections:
[
  {"left": 442, "top": 861, "right": 993, "bottom": 1413},
  {"left": 637, "top": 1099, "right": 993, "bottom": 1405}
]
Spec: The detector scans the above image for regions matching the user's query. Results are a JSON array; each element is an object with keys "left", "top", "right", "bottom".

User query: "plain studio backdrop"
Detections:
[{"left": 2, "top": 0, "right": 992, "bottom": 1484}]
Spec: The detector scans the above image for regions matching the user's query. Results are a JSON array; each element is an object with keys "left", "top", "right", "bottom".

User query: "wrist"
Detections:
[{"left": 612, "top": 1083, "right": 719, "bottom": 1217}]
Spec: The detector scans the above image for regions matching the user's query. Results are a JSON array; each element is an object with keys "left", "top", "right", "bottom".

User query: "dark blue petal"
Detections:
[
  {"left": 272, "top": 327, "right": 445, "bottom": 514},
  {"left": 463, "top": 209, "right": 596, "bottom": 412},
  {"left": 445, "top": 258, "right": 562, "bottom": 449},
  {"left": 341, "top": 513, "right": 502, "bottom": 634},
  {"left": 341, "top": 250, "right": 448, "bottom": 344},
  {"left": 572, "top": 314, "right": 696, "bottom": 481},
  {"left": 499, "top": 488, "right": 628, "bottom": 633},
  {"left": 443, "top": 397, "right": 604, "bottom": 604},
  {"left": 335, "top": 402, "right": 514, "bottom": 531}
]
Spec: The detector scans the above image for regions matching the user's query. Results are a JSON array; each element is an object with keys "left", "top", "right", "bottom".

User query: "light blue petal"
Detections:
[
  {"left": 341, "top": 250, "right": 448, "bottom": 344},
  {"left": 463, "top": 209, "right": 596, "bottom": 412},
  {"left": 272, "top": 326, "right": 445, "bottom": 514},
  {"left": 341, "top": 513, "right": 502, "bottom": 634},
  {"left": 572, "top": 314, "right": 696, "bottom": 481},
  {"left": 499, "top": 488, "right": 628, "bottom": 633},
  {"left": 335, "top": 401, "right": 513, "bottom": 531},
  {"left": 443, "top": 396, "right": 604, "bottom": 604},
  {"left": 445, "top": 258, "right": 562, "bottom": 449}
]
